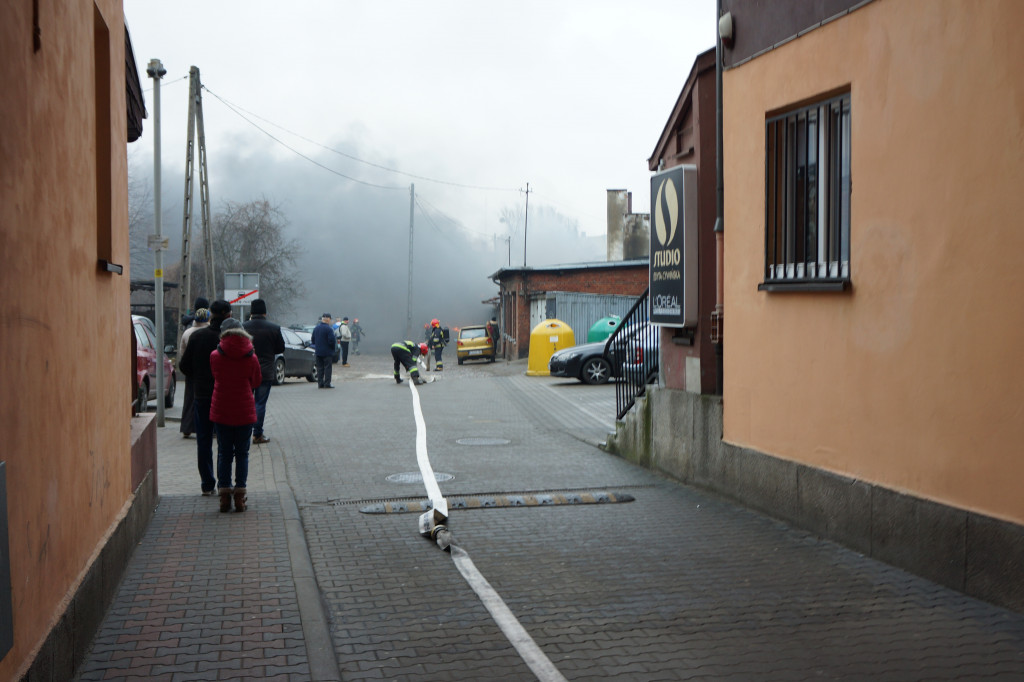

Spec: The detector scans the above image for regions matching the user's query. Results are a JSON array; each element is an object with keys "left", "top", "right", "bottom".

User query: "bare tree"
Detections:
[{"left": 209, "top": 198, "right": 304, "bottom": 314}]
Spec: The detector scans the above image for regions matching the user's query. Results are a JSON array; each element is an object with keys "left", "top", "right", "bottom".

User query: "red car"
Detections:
[{"left": 132, "top": 315, "right": 176, "bottom": 413}]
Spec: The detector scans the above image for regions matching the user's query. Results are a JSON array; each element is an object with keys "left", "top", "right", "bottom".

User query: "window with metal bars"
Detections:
[{"left": 760, "top": 93, "right": 851, "bottom": 291}]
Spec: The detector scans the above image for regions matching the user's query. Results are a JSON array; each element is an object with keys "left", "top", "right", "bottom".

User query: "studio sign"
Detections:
[
  {"left": 653, "top": 178, "right": 682, "bottom": 269},
  {"left": 649, "top": 165, "right": 697, "bottom": 328}
]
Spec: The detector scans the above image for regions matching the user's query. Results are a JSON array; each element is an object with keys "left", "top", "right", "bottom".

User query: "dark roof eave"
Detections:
[{"left": 489, "top": 258, "right": 649, "bottom": 281}]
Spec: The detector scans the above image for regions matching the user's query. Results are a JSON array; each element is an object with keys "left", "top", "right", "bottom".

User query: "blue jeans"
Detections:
[
  {"left": 193, "top": 397, "right": 216, "bottom": 492},
  {"left": 215, "top": 423, "right": 253, "bottom": 490},
  {"left": 253, "top": 381, "right": 273, "bottom": 437}
]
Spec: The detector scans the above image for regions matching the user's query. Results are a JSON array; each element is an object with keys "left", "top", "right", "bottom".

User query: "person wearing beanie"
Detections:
[
  {"left": 180, "top": 296, "right": 211, "bottom": 330},
  {"left": 209, "top": 318, "right": 262, "bottom": 513},
  {"left": 179, "top": 299, "right": 233, "bottom": 496},
  {"left": 243, "top": 299, "right": 285, "bottom": 445},
  {"left": 311, "top": 313, "right": 335, "bottom": 388},
  {"left": 179, "top": 307, "right": 211, "bottom": 438}
]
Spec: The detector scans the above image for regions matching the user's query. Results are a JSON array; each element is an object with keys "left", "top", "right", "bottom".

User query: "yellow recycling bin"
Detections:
[{"left": 526, "top": 319, "right": 575, "bottom": 376}]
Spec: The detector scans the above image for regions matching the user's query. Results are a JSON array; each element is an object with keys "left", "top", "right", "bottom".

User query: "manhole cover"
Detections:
[
  {"left": 386, "top": 471, "right": 455, "bottom": 484},
  {"left": 456, "top": 438, "right": 511, "bottom": 446}
]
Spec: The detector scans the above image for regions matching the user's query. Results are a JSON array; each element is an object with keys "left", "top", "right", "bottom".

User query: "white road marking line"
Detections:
[
  {"left": 451, "top": 546, "right": 569, "bottom": 682},
  {"left": 407, "top": 382, "right": 567, "bottom": 682}
]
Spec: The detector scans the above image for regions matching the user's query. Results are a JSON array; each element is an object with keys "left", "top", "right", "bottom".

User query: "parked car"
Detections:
[
  {"left": 132, "top": 315, "right": 175, "bottom": 411},
  {"left": 276, "top": 328, "right": 317, "bottom": 384},
  {"left": 548, "top": 340, "right": 615, "bottom": 384},
  {"left": 456, "top": 325, "right": 496, "bottom": 364},
  {"left": 548, "top": 322, "right": 658, "bottom": 385}
]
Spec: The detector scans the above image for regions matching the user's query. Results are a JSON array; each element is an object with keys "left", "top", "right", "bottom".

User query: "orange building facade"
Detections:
[
  {"left": 722, "top": 0, "right": 1024, "bottom": 528},
  {"left": 609, "top": 0, "right": 1024, "bottom": 613},
  {"left": 0, "top": 1, "right": 156, "bottom": 678}
]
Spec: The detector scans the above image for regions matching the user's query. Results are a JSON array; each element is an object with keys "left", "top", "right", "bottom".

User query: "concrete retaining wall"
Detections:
[{"left": 604, "top": 387, "right": 1024, "bottom": 614}]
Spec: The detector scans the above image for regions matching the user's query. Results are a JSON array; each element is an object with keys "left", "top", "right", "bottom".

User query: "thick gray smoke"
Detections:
[{"left": 132, "top": 134, "right": 604, "bottom": 352}]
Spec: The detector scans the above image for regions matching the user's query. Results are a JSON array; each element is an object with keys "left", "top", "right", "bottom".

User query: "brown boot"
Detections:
[
  {"left": 233, "top": 487, "right": 247, "bottom": 513},
  {"left": 219, "top": 488, "right": 233, "bottom": 513}
]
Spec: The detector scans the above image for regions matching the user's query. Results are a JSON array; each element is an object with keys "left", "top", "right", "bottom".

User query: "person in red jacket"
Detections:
[{"left": 210, "top": 318, "right": 263, "bottom": 513}]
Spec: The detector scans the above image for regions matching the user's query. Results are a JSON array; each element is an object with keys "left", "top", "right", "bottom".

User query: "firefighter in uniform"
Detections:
[
  {"left": 392, "top": 340, "right": 428, "bottom": 384},
  {"left": 427, "top": 318, "right": 448, "bottom": 371}
]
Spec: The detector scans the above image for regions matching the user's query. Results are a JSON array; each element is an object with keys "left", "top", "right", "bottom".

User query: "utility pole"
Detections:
[
  {"left": 177, "top": 66, "right": 215, "bottom": 350},
  {"left": 146, "top": 58, "right": 167, "bottom": 426},
  {"left": 405, "top": 184, "right": 415, "bottom": 339},
  {"left": 522, "top": 182, "right": 531, "bottom": 267}
]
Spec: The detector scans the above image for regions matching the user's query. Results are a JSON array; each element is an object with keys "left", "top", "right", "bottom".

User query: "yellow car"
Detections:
[{"left": 456, "top": 325, "right": 496, "bottom": 364}]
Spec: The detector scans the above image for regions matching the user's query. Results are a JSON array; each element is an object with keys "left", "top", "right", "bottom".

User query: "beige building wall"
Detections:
[
  {"left": 722, "top": 0, "right": 1024, "bottom": 525},
  {"left": 0, "top": 0, "right": 134, "bottom": 677}
]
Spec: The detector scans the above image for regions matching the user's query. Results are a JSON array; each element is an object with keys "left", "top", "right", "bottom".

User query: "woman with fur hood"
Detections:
[{"left": 210, "top": 317, "right": 263, "bottom": 512}]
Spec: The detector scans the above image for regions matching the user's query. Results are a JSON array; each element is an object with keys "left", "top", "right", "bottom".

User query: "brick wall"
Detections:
[{"left": 498, "top": 264, "right": 648, "bottom": 358}]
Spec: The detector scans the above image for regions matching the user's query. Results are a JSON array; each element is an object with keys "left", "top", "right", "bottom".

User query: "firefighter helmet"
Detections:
[
  {"left": 419, "top": 343, "right": 428, "bottom": 355},
  {"left": 431, "top": 318, "right": 439, "bottom": 327}
]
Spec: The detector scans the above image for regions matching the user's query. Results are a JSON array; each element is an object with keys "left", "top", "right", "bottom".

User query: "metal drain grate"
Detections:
[
  {"left": 385, "top": 471, "right": 455, "bottom": 484},
  {"left": 455, "top": 437, "right": 511, "bottom": 446}
]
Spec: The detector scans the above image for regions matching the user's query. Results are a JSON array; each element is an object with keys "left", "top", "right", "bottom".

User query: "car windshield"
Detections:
[{"left": 461, "top": 328, "right": 486, "bottom": 340}]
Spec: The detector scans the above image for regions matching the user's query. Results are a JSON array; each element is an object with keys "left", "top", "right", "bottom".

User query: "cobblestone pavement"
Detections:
[{"left": 76, "top": 354, "right": 1024, "bottom": 681}]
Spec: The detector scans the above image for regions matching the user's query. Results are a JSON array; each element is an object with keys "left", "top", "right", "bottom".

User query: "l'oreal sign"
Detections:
[{"left": 649, "top": 165, "right": 698, "bottom": 327}]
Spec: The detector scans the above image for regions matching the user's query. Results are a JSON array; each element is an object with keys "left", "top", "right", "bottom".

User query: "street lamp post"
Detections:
[{"left": 147, "top": 58, "right": 167, "bottom": 426}]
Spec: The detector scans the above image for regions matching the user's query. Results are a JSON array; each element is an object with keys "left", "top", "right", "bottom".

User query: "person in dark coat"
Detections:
[
  {"left": 311, "top": 313, "right": 335, "bottom": 388},
  {"left": 243, "top": 299, "right": 285, "bottom": 444},
  {"left": 178, "top": 300, "right": 210, "bottom": 437},
  {"left": 209, "top": 318, "right": 262, "bottom": 513},
  {"left": 179, "top": 299, "right": 231, "bottom": 495}
]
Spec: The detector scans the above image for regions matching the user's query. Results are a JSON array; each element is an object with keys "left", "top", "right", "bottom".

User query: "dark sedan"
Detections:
[
  {"left": 549, "top": 323, "right": 659, "bottom": 385},
  {"left": 275, "top": 328, "right": 317, "bottom": 384},
  {"left": 549, "top": 340, "right": 615, "bottom": 384}
]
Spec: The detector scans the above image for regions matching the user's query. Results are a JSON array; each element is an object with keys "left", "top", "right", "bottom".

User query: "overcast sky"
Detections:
[{"left": 124, "top": 1, "right": 717, "bottom": 335}]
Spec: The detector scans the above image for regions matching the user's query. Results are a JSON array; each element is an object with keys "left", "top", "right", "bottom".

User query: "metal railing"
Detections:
[{"left": 605, "top": 288, "right": 657, "bottom": 420}]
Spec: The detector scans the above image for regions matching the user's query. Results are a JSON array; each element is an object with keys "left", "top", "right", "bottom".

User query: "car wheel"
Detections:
[
  {"left": 580, "top": 357, "right": 611, "bottom": 385},
  {"left": 164, "top": 373, "right": 176, "bottom": 408},
  {"left": 307, "top": 363, "right": 318, "bottom": 382},
  {"left": 135, "top": 380, "right": 148, "bottom": 413},
  {"left": 274, "top": 358, "right": 286, "bottom": 385},
  {"left": 457, "top": 357, "right": 464, "bottom": 365}
]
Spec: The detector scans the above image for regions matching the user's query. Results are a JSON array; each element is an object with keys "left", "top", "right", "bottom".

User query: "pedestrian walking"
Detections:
[
  {"left": 209, "top": 318, "right": 262, "bottom": 513},
  {"left": 311, "top": 313, "right": 335, "bottom": 388},
  {"left": 351, "top": 318, "right": 364, "bottom": 355},
  {"left": 427, "top": 318, "right": 448, "bottom": 371},
  {"left": 338, "top": 316, "right": 353, "bottom": 366},
  {"left": 178, "top": 301, "right": 209, "bottom": 438},
  {"left": 243, "top": 299, "right": 285, "bottom": 445},
  {"left": 391, "top": 340, "right": 428, "bottom": 385},
  {"left": 178, "top": 299, "right": 231, "bottom": 495}
]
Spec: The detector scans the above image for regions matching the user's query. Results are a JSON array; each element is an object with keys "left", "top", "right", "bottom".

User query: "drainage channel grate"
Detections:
[{"left": 358, "top": 490, "right": 636, "bottom": 514}]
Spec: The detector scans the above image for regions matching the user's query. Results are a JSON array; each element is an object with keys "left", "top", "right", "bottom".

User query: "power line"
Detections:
[
  {"left": 203, "top": 87, "right": 520, "bottom": 193},
  {"left": 203, "top": 86, "right": 407, "bottom": 191}
]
